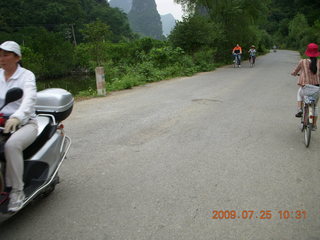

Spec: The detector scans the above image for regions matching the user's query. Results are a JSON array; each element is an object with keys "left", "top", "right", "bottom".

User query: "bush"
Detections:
[
  {"left": 148, "top": 46, "right": 185, "bottom": 68},
  {"left": 77, "top": 87, "right": 98, "bottom": 97},
  {"left": 135, "top": 61, "right": 157, "bottom": 81},
  {"left": 193, "top": 48, "right": 216, "bottom": 71},
  {"left": 105, "top": 43, "right": 133, "bottom": 64},
  {"left": 108, "top": 73, "right": 146, "bottom": 91},
  {"left": 133, "top": 37, "right": 165, "bottom": 53},
  {"left": 74, "top": 43, "right": 93, "bottom": 72}
]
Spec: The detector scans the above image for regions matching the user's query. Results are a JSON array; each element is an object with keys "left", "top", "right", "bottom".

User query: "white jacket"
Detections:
[{"left": 0, "top": 65, "right": 37, "bottom": 125}]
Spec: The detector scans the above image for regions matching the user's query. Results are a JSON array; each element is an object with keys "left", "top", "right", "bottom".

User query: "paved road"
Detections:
[{"left": 1, "top": 50, "right": 320, "bottom": 240}]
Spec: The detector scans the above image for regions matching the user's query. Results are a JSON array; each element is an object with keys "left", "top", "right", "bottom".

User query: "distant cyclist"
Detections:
[
  {"left": 291, "top": 43, "right": 320, "bottom": 130},
  {"left": 273, "top": 45, "right": 277, "bottom": 52},
  {"left": 232, "top": 44, "right": 242, "bottom": 67},
  {"left": 248, "top": 45, "right": 256, "bottom": 65}
]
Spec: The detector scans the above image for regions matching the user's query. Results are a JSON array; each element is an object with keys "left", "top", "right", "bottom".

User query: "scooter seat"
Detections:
[{"left": 0, "top": 116, "right": 57, "bottom": 162}]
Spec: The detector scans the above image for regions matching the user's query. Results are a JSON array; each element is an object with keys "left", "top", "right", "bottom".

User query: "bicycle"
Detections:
[
  {"left": 299, "top": 84, "right": 320, "bottom": 147},
  {"left": 249, "top": 55, "right": 255, "bottom": 67},
  {"left": 233, "top": 53, "right": 241, "bottom": 68}
]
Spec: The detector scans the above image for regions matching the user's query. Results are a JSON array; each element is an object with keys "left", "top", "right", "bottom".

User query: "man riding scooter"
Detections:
[{"left": 0, "top": 41, "right": 38, "bottom": 212}]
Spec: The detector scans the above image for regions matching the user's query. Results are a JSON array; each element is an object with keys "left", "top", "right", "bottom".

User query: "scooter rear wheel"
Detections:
[{"left": 42, "top": 175, "right": 59, "bottom": 198}]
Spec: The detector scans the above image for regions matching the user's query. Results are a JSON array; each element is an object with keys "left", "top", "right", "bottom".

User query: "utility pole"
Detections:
[{"left": 70, "top": 24, "right": 77, "bottom": 46}]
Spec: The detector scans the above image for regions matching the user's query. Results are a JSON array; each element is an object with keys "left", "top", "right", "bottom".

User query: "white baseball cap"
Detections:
[{"left": 0, "top": 41, "right": 21, "bottom": 57}]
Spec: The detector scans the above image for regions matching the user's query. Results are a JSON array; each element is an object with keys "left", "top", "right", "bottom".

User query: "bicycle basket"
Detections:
[{"left": 301, "top": 84, "right": 320, "bottom": 100}]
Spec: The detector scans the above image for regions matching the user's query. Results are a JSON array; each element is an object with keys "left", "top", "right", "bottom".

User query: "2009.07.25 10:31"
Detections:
[{"left": 211, "top": 210, "right": 307, "bottom": 220}]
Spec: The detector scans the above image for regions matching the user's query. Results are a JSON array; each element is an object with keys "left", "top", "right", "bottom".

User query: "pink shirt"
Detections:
[{"left": 291, "top": 59, "right": 320, "bottom": 86}]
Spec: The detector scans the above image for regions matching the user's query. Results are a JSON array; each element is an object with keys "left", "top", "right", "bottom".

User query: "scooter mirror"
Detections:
[{"left": 0, "top": 88, "right": 23, "bottom": 111}]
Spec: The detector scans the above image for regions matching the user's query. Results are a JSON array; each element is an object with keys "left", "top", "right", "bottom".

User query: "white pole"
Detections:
[{"left": 95, "top": 67, "right": 106, "bottom": 96}]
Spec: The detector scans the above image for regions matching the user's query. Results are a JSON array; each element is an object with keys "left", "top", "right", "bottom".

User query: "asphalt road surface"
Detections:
[{"left": 1, "top": 50, "right": 320, "bottom": 240}]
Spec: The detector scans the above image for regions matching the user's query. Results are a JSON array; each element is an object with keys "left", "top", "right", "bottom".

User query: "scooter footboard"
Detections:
[{"left": 22, "top": 134, "right": 71, "bottom": 208}]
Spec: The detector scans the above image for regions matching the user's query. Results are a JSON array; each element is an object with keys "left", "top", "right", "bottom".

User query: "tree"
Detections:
[
  {"left": 173, "top": 0, "right": 271, "bottom": 59},
  {"left": 169, "top": 15, "right": 222, "bottom": 54},
  {"left": 312, "top": 20, "right": 320, "bottom": 45},
  {"left": 266, "top": 0, "right": 320, "bottom": 49},
  {"left": 0, "top": 0, "right": 133, "bottom": 43},
  {"left": 84, "top": 0, "right": 134, "bottom": 42},
  {"left": 288, "top": 13, "right": 310, "bottom": 50},
  {"left": 80, "top": 20, "right": 112, "bottom": 66},
  {"left": 27, "top": 28, "right": 74, "bottom": 78}
]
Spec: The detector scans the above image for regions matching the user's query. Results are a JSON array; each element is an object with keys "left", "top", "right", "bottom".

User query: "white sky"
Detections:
[
  {"left": 108, "top": 0, "right": 184, "bottom": 21},
  {"left": 155, "top": 0, "right": 183, "bottom": 20}
]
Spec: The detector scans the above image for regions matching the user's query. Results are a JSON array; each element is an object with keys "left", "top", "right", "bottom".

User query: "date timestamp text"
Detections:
[{"left": 211, "top": 210, "right": 307, "bottom": 220}]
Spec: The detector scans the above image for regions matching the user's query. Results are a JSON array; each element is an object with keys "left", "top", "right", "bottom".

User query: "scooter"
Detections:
[{"left": 0, "top": 88, "right": 73, "bottom": 221}]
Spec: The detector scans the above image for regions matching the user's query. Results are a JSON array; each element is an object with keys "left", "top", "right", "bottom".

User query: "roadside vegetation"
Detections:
[{"left": 0, "top": 0, "right": 319, "bottom": 97}]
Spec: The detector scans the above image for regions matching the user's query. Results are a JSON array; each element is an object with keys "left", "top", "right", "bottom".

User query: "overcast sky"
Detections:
[
  {"left": 155, "top": 0, "right": 183, "bottom": 20},
  {"left": 108, "top": 0, "right": 184, "bottom": 21}
]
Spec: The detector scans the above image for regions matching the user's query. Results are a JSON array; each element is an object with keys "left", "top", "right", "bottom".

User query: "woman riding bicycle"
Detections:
[
  {"left": 248, "top": 45, "right": 256, "bottom": 65},
  {"left": 291, "top": 43, "right": 320, "bottom": 130}
]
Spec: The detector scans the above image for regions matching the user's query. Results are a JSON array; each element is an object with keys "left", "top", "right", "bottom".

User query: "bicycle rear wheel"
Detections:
[
  {"left": 303, "top": 105, "right": 311, "bottom": 147},
  {"left": 304, "top": 123, "right": 312, "bottom": 147},
  {"left": 301, "top": 107, "right": 307, "bottom": 132}
]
